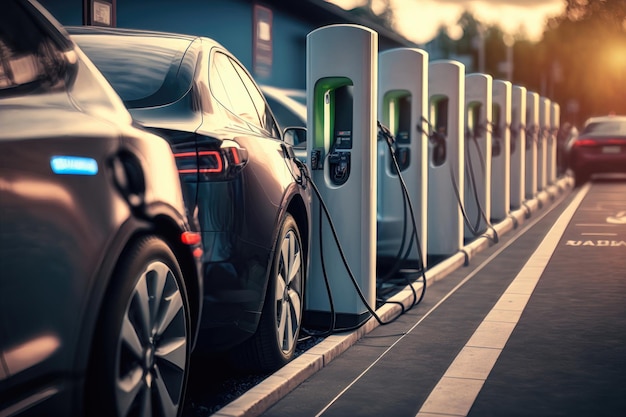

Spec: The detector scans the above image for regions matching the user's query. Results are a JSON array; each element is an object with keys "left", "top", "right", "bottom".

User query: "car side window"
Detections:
[
  {"left": 0, "top": 2, "right": 75, "bottom": 97},
  {"left": 231, "top": 60, "right": 280, "bottom": 138},
  {"left": 210, "top": 51, "right": 262, "bottom": 127}
]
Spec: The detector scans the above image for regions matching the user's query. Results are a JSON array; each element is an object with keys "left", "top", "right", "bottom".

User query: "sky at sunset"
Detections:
[{"left": 327, "top": 0, "right": 566, "bottom": 43}]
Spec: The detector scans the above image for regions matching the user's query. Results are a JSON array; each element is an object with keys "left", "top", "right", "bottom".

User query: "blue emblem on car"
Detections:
[{"left": 50, "top": 156, "right": 98, "bottom": 175}]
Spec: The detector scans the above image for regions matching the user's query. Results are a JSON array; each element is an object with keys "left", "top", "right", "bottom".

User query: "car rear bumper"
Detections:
[
  {"left": 196, "top": 232, "right": 273, "bottom": 351},
  {"left": 570, "top": 151, "right": 626, "bottom": 175}
]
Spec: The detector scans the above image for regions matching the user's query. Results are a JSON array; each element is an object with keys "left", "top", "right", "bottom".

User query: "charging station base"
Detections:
[{"left": 303, "top": 310, "right": 371, "bottom": 331}]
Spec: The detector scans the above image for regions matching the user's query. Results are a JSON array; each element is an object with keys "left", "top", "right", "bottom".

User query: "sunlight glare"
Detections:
[{"left": 327, "top": 0, "right": 565, "bottom": 44}]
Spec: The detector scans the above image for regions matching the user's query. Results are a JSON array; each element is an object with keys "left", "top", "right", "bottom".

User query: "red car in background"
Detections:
[{"left": 568, "top": 115, "right": 626, "bottom": 186}]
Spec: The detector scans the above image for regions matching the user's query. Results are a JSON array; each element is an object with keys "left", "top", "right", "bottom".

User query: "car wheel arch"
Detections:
[
  {"left": 286, "top": 194, "right": 310, "bottom": 270},
  {"left": 233, "top": 207, "right": 306, "bottom": 372},
  {"left": 83, "top": 233, "right": 192, "bottom": 417},
  {"left": 150, "top": 214, "right": 202, "bottom": 347},
  {"left": 71, "top": 217, "right": 199, "bottom": 411}
]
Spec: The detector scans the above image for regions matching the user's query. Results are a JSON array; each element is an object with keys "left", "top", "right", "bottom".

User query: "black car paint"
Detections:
[{"left": 70, "top": 27, "right": 311, "bottom": 352}]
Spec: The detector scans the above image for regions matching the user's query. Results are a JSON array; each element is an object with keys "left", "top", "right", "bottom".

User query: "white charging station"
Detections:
[
  {"left": 305, "top": 24, "right": 377, "bottom": 329},
  {"left": 464, "top": 73, "right": 492, "bottom": 239},
  {"left": 549, "top": 101, "right": 560, "bottom": 183},
  {"left": 538, "top": 97, "right": 551, "bottom": 191},
  {"left": 491, "top": 80, "right": 511, "bottom": 221},
  {"left": 427, "top": 60, "right": 464, "bottom": 259},
  {"left": 510, "top": 85, "right": 526, "bottom": 210},
  {"left": 525, "top": 91, "right": 539, "bottom": 199},
  {"left": 377, "top": 48, "right": 428, "bottom": 269}
]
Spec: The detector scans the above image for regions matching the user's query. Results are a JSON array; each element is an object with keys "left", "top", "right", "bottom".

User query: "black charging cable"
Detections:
[
  {"left": 507, "top": 123, "right": 532, "bottom": 218},
  {"left": 376, "top": 121, "right": 427, "bottom": 306},
  {"left": 421, "top": 117, "right": 498, "bottom": 244},
  {"left": 510, "top": 123, "right": 523, "bottom": 155},
  {"left": 464, "top": 124, "right": 499, "bottom": 243},
  {"left": 376, "top": 124, "right": 412, "bottom": 284},
  {"left": 291, "top": 146, "right": 426, "bottom": 337},
  {"left": 464, "top": 126, "right": 485, "bottom": 233}
]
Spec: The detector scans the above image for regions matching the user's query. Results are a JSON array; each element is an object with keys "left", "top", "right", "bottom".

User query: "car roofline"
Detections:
[
  {"left": 584, "top": 115, "right": 626, "bottom": 125},
  {"left": 66, "top": 25, "right": 224, "bottom": 49}
]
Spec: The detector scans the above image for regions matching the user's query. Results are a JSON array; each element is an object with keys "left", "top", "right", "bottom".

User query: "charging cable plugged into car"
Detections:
[
  {"left": 284, "top": 121, "right": 427, "bottom": 339},
  {"left": 282, "top": 124, "right": 427, "bottom": 336},
  {"left": 295, "top": 25, "right": 430, "bottom": 342}
]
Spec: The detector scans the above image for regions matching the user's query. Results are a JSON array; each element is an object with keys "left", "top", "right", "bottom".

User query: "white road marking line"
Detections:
[
  {"left": 313, "top": 185, "right": 585, "bottom": 417},
  {"left": 415, "top": 184, "right": 590, "bottom": 417}
]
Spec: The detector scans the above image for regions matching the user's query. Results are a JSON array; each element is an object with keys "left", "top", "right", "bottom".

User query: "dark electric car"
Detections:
[
  {"left": 70, "top": 27, "right": 311, "bottom": 372},
  {"left": 0, "top": 1, "right": 203, "bottom": 416},
  {"left": 568, "top": 115, "right": 626, "bottom": 186}
]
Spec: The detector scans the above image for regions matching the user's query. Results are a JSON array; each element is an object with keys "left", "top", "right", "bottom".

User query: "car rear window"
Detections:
[
  {"left": 582, "top": 120, "right": 626, "bottom": 136},
  {"left": 73, "top": 34, "right": 197, "bottom": 108}
]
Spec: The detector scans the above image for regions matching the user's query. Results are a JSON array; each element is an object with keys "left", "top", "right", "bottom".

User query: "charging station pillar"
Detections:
[
  {"left": 525, "top": 91, "right": 539, "bottom": 200},
  {"left": 377, "top": 48, "right": 428, "bottom": 269},
  {"left": 549, "top": 101, "right": 560, "bottom": 183},
  {"left": 491, "top": 80, "right": 511, "bottom": 221},
  {"left": 305, "top": 24, "right": 377, "bottom": 328},
  {"left": 427, "top": 60, "right": 464, "bottom": 259},
  {"left": 510, "top": 85, "right": 526, "bottom": 210},
  {"left": 464, "top": 73, "right": 492, "bottom": 239},
  {"left": 538, "top": 97, "right": 551, "bottom": 191}
]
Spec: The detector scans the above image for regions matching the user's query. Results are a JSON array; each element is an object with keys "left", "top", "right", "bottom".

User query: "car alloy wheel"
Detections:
[
  {"left": 234, "top": 213, "right": 304, "bottom": 372},
  {"left": 115, "top": 260, "right": 187, "bottom": 416},
  {"left": 274, "top": 222, "right": 303, "bottom": 356},
  {"left": 86, "top": 236, "right": 190, "bottom": 417}
]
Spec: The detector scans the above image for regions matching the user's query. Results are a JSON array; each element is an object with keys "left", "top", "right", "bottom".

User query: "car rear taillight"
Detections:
[
  {"left": 173, "top": 140, "right": 248, "bottom": 181},
  {"left": 573, "top": 137, "right": 626, "bottom": 148},
  {"left": 604, "top": 138, "right": 626, "bottom": 146},
  {"left": 176, "top": 150, "right": 223, "bottom": 174},
  {"left": 572, "top": 139, "right": 597, "bottom": 148}
]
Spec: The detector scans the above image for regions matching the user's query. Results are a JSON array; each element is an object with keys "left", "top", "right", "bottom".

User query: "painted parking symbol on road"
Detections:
[
  {"left": 570, "top": 202, "right": 626, "bottom": 247},
  {"left": 566, "top": 240, "right": 626, "bottom": 247},
  {"left": 606, "top": 210, "right": 626, "bottom": 224}
]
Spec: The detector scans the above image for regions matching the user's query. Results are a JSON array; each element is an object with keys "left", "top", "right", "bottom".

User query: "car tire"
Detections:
[
  {"left": 85, "top": 235, "right": 191, "bottom": 417},
  {"left": 234, "top": 213, "right": 305, "bottom": 372}
]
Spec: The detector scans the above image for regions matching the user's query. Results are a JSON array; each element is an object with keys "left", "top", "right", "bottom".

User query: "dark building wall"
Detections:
[
  {"left": 116, "top": 0, "right": 254, "bottom": 71},
  {"left": 38, "top": 0, "right": 83, "bottom": 25},
  {"left": 263, "top": 8, "right": 310, "bottom": 88},
  {"left": 39, "top": 0, "right": 311, "bottom": 87},
  {"left": 38, "top": 0, "right": 414, "bottom": 90}
]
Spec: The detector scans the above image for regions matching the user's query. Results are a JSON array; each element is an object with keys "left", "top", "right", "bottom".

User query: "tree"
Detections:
[
  {"left": 538, "top": 0, "right": 626, "bottom": 125},
  {"left": 452, "top": 10, "right": 485, "bottom": 72},
  {"left": 351, "top": 0, "right": 395, "bottom": 31}
]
